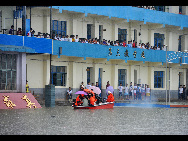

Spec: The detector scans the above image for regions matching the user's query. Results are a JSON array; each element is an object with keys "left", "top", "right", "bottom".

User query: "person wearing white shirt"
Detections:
[
  {"left": 67, "top": 87, "right": 73, "bottom": 101},
  {"left": 75, "top": 35, "right": 79, "bottom": 42},
  {"left": 118, "top": 83, "right": 123, "bottom": 99},
  {"left": 124, "top": 84, "right": 129, "bottom": 100},
  {"left": 85, "top": 82, "right": 91, "bottom": 89},
  {"left": 27, "top": 28, "right": 32, "bottom": 37},
  {"left": 179, "top": 85, "right": 184, "bottom": 100},
  {"left": 134, "top": 83, "right": 137, "bottom": 100}
]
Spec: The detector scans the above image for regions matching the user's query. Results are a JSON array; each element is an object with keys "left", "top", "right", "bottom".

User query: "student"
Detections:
[
  {"left": 26, "top": 80, "right": 29, "bottom": 93},
  {"left": 80, "top": 82, "right": 84, "bottom": 91},
  {"left": 179, "top": 85, "right": 183, "bottom": 100},
  {"left": 134, "top": 83, "right": 137, "bottom": 100},
  {"left": 75, "top": 35, "right": 79, "bottom": 42},
  {"left": 17, "top": 28, "right": 22, "bottom": 35},
  {"left": 72, "top": 35, "right": 75, "bottom": 42},
  {"left": 141, "top": 84, "right": 146, "bottom": 100},
  {"left": 67, "top": 87, "right": 72, "bottom": 101},
  {"left": 129, "top": 82, "right": 133, "bottom": 100},
  {"left": 60, "top": 35, "right": 65, "bottom": 41},
  {"left": 123, "top": 40, "right": 126, "bottom": 47},
  {"left": 146, "top": 85, "right": 151, "bottom": 101},
  {"left": 69, "top": 35, "right": 72, "bottom": 42},
  {"left": 138, "top": 84, "right": 142, "bottom": 100},
  {"left": 65, "top": 35, "right": 69, "bottom": 41},
  {"left": 118, "top": 83, "right": 123, "bottom": 100},
  {"left": 9, "top": 25, "right": 14, "bottom": 35},
  {"left": 27, "top": 28, "right": 33, "bottom": 37},
  {"left": 124, "top": 83, "right": 129, "bottom": 100},
  {"left": 85, "top": 82, "right": 91, "bottom": 89}
]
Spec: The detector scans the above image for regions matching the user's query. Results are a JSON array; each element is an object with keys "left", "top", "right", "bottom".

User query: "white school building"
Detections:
[{"left": 0, "top": 6, "right": 188, "bottom": 100}]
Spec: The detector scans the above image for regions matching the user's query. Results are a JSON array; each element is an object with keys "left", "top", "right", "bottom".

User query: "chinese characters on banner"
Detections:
[{"left": 2, "top": 94, "right": 37, "bottom": 109}]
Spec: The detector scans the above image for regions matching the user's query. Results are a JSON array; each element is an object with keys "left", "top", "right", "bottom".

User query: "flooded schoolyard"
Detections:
[{"left": 0, "top": 105, "right": 188, "bottom": 135}]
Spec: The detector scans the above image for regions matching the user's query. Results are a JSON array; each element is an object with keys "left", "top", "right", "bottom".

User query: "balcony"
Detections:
[
  {"left": 0, "top": 34, "right": 187, "bottom": 64},
  {"left": 52, "top": 6, "right": 188, "bottom": 29}
]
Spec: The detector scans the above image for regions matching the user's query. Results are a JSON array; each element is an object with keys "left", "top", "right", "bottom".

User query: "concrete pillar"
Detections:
[
  {"left": 72, "top": 18, "right": 77, "bottom": 35},
  {"left": 148, "top": 29, "right": 155, "bottom": 46},
  {"left": 43, "top": 10, "right": 50, "bottom": 34},
  {"left": 43, "top": 57, "right": 50, "bottom": 85},
  {"left": 111, "top": 64, "right": 118, "bottom": 89},
  {"left": 17, "top": 53, "right": 26, "bottom": 93},
  {"left": 112, "top": 21, "right": 118, "bottom": 41},
  {"left": 182, "top": 6, "right": 188, "bottom": 15}
]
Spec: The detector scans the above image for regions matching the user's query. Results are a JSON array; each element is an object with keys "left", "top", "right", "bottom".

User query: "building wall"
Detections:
[{"left": 26, "top": 54, "right": 187, "bottom": 100}]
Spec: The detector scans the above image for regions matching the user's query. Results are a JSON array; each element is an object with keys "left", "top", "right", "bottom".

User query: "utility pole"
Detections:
[{"left": 22, "top": 6, "right": 26, "bottom": 36}]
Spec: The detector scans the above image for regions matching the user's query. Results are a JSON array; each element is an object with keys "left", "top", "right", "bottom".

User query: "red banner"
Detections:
[{"left": 0, "top": 93, "right": 42, "bottom": 109}]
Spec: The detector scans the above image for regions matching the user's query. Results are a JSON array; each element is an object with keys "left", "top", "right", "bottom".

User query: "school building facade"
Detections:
[{"left": 0, "top": 6, "right": 188, "bottom": 100}]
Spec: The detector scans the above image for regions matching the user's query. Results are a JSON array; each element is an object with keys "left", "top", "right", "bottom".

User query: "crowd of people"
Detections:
[
  {"left": 53, "top": 33, "right": 166, "bottom": 51},
  {"left": 132, "top": 6, "right": 156, "bottom": 10},
  {"left": 8, "top": 25, "right": 166, "bottom": 51},
  {"left": 118, "top": 82, "right": 151, "bottom": 101}
]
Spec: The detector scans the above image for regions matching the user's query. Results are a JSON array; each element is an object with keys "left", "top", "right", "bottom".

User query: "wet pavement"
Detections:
[{"left": 0, "top": 105, "right": 188, "bottom": 135}]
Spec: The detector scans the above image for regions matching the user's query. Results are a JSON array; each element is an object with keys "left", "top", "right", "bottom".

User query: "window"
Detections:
[
  {"left": 154, "top": 71, "right": 164, "bottom": 88},
  {"left": 118, "top": 28, "right": 127, "bottom": 43},
  {"left": 52, "top": 20, "right": 66, "bottom": 36},
  {"left": 87, "top": 67, "right": 91, "bottom": 84},
  {"left": 0, "top": 54, "right": 17, "bottom": 90},
  {"left": 118, "top": 69, "right": 127, "bottom": 86},
  {"left": 51, "top": 66, "right": 67, "bottom": 86}
]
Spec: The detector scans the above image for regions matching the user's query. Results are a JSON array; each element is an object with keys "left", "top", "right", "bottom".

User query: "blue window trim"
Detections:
[
  {"left": 52, "top": 20, "right": 66, "bottom": 36},
  {"left": 51, "top": 66, "right": 67, "bottom": 86},
  {"left": 118, "top": 69, "right": 126, "bottom": 86},
  {"left": 154, "top": 71, "right": 163, "bottom": 88}
]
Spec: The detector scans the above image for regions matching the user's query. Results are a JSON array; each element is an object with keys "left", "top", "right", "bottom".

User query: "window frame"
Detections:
[
  {"left": 51, "top": 66, "right": 67, "bottom": 87},
  {"left": 154, "top": 71, "right": 164, "bottom": 88}
]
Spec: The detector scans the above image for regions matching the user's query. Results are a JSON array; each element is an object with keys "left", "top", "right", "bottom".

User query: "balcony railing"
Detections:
[
  {"left": 52, "top": 6, "right": 188, "bottom": 29},
  {"left": 0, "top": 34, "right": 187, "bottom": 64}
]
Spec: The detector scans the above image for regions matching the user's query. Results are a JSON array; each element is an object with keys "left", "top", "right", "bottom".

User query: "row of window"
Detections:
[
  {"left": 51, "top": 66, "right": 164, "bottom": 88},
  {"left": 0, "top": 54, "right": 164, "bottom": 90}
]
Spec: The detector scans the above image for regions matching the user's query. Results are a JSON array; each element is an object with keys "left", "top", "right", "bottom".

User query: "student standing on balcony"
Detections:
[
  {"left": 9, "top": 25, "right": 14, "bottom": 35},
  {"left": 27, "top": 28, "right": 33, "bottom": 37},
  {"left": 75, "top": 35, "right": 79, "bottom": 42}
]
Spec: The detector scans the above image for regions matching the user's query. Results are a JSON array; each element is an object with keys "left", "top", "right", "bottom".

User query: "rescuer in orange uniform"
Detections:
[
  {"left": 89, "top": 94, "right": 95, "bottom": 106},
  {"left": 106, "top": 91, "right": 115, "bottom": 102},
  {"left": 75, "top": 94, "right": 83, "bottom": 106}
]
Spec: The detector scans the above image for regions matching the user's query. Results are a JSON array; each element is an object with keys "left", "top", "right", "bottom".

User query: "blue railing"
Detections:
[
  {"left": 53, "top": 40, "right": 184, "bottom": 64},
  {"left": 0, "top": 34, "right": 187, "bottom": 64},
  {"left": 52, "top": 6, "right": 188, "bottom": 29}
]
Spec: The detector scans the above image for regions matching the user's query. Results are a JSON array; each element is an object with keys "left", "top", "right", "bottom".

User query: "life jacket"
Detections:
[
  {"left": 89, "top": 96, "right": 95, "bottom": 105},
  {"left": 107, "top": 93, "right": 115, "bottom": 102}
]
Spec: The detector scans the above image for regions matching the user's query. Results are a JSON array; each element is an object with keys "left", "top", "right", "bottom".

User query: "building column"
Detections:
[
  {"left": 72, "top": 18, "right": 77, "bottom": 35},
  {"left": 111, "top": 64, "right": 118, "bottom": 90},
  {"left": 182, "top": 6, "right": 188, "bottom": 15},
  {"left": 148, "top": 29, "right": 155, "bottom": 46},
  {"left": 17, "top": 53, "right": 26, "bottom": 93},
  {"left": 112, "top": 21, "right": 118, "bottom": 41}
]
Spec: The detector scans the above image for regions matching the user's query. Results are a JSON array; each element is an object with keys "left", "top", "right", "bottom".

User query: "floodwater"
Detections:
[{"left": 0, "top": 106, "right": 188, "bottom": 135}]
